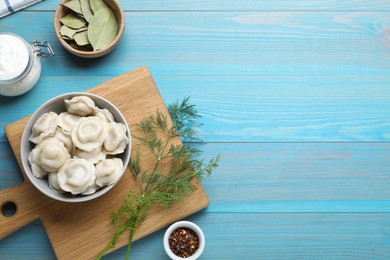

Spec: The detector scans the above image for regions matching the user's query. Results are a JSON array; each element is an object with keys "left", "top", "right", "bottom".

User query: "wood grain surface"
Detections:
[
  {"left": 1, "top": 11, "right": 390, "bottom": 142},
  {"left": 0, "top": 67, "right": 208, "bottom": 259},
  {"left": 28, "top": 0, "right": 390, "bottom": 11},
  {"left": 1, "top": 0, "right": 390, "bottom": 259}
]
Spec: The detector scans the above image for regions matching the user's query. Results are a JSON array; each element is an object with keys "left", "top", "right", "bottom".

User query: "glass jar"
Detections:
[{"left": 0, "top": 33, "right": 54, "bottom": 97}]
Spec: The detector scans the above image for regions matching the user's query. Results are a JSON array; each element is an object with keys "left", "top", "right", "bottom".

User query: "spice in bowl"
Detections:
[
  {"left": 169, "top": 227, "right": 200, "bottom": 258},
  {"left": 164, "top": 221, "right": 205, "bottom": 260}
]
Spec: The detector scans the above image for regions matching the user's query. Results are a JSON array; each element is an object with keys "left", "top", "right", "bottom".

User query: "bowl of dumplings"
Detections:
[{"left": 20, "top": 92, "right": 131, "bottom": 202}]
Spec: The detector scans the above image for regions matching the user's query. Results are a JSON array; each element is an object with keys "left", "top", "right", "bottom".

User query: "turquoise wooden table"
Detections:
[{"left": 1, "top": 0, "right": 390, "bottom": 259}]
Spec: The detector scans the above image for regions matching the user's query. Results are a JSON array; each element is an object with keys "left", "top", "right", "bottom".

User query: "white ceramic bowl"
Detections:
[
  {"left": 20, "top": 92, "right": 131, "bottom": 202},
  {"left": 164, "top": 221, "right": 205, "bottom": 260}
]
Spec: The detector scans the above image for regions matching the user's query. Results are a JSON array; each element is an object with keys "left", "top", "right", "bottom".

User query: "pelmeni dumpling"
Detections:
[
  {"left": 35, "top": 138, "right": 70, "bottom": 172},
  {"left": 31, "top": 163, "right": 48, "bottom": 178},
  {"left": 71, "top": 116, "right": 108, "bottom": 152},
  {"left": 29, "top": 112, "right": 58, "bottom": 144},
  {"left": 58, "top": 112, "right": 81, "bottom": 133},
  {"left": 48, "top": 173, "right": 65, "bottom": 193},
  {"left": 82, "top": 183, "right": 100, "bottom": 195},
  {"left": 75, "top": 147, "right": 106, "bottom": 164},
  {"left": 54, "top": 127, "right": 75, "bottom": 155},
  {"left": 95, "top": 158, "right": 123, "bottom": 187},
  {"left": 93, "top": 108, "right": 115, "bottom": 123},
  {"left": 65, "top": 96, "right": 95, "bottom": 116},
  {"left": 57, "top": 158, "right": 96, "bottom": 194},
  {"left": 28, "top": 148, "right": 48, "bottom": 178},
  {"left": 103, "top": 122, "right": 129, "bottom": 155}
]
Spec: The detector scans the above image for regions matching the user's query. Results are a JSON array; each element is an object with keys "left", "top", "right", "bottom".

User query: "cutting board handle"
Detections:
[{"left": 0, "top": 182, "right": 42, "bottom": 239}]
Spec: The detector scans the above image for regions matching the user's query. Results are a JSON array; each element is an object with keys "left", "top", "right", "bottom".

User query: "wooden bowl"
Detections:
[{"left": 54, "top": 0, "right": 125, "bottom": 58}]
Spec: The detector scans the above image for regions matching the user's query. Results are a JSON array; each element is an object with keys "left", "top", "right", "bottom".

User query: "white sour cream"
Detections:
[{"left": 0, "top": 33, "right": 41, "bottom": 96}]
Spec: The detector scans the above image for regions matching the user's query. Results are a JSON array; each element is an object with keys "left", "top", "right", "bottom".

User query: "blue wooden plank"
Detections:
[
  {"left": 199, "top": 143, "right": 390, "bottom": 212},
  {"left": 1, "top": 1, "right": 389, "bottom": 260},
  {"left": 0, "top": 142, "right": 23, "bottom": 189},
  {"left": 26, "top": 0, "right": 390, "bottom": 11},
  {"left": 1, "top": 213, "right": 390, "bottom": 259},
  {"left": 155, "top": 75, "right": 390, "bottom": 142},
  {"left": 2, "top": 143, "right": 390, "bottom": 212},
  {"left": 1, "top": 75, "right": 390, "bottom": 142},
  {"left": 0, "top": 11, "right": 389, "bottom": 76},
  {"left": 0, "top": 220, "right": 55, "bottom": 260}
]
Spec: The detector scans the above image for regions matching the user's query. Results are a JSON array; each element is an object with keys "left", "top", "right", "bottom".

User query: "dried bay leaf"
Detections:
[
  {"left": 62, "top": 0, "right": 82, "bottom": 14},
  {"left": 60, "top": 12, "right": 87, "bottom": 29},
  {"left": 60, "top": 25, "right": 88, "bottom": 40},
  {"left": 74, "top": 30, "right": 91, "bottom": 46},
  {"left": 88, "top": 8, "right": 118, "bottom": 51},
  {"left": 90, "top": 0, "right": 108, "bottom": 14},
  {"left": 60, "top": 25, "right": 77, "bottom": 39},
  {"left": 75, "top": 12, "right": 87, "bottom": 23},
  {"left": 80, "top": 0, "right": 93, "bottom": 22}
]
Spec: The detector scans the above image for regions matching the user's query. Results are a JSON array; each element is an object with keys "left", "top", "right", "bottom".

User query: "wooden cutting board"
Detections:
[{"left": 0, "top": 66, "right": 209, "bottom": 259}]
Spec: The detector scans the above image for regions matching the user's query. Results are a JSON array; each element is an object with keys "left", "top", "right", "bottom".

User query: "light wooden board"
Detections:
[{"left": 0, "top": 66, "right": 209, "bottom": 259}]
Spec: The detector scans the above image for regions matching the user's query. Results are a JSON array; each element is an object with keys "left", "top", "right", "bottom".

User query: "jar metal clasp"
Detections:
[{"left": 32, "top": 41, "right": 55, "bottom": 58}]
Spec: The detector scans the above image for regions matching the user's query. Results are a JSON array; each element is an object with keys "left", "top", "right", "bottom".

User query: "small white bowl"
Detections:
[
  {"left": 164, "top": 221, "right": 205, "bottom": 260},
  {"left": 20, "top": 92, "right": 131, "bottom": 202}
]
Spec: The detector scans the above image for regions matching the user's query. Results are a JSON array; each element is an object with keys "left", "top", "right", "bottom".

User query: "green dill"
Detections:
[{"left": 96, "top": 98, "right": 220, "bottom": 260}]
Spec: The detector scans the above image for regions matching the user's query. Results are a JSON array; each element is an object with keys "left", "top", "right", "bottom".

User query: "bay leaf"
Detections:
[
  {"left": 60, "top": 25, "right": 88, "bottom": 40},
  {"left": 61, "top": 35, "right": 73, "bottom": 40},
  {"left": 60, "top": 25, "right": 78, "bottom": 39},
  {"left": 62, "top": 0, "right": 82, "bottom": 14},
  {"left": 60, "top": 12, "right": 87, "bottom": 29},
  {"left": 80, "top": 0, "right": 93, "bottom": 22},
  {"left": 87, "top": 8, "right": 118, "bottom": 51},
  {"left": 90, "top": 0, "right": 108, "bottom": 14},
  {"left": 74, "top": 30, "right": 91, "bottom": 46},
  {"left": 75, "top": 12, "right": 87, "bottom": 23}
]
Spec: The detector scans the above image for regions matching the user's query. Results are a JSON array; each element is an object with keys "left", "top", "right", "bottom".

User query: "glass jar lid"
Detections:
[{"left": 0, "top": 33, "right": 33, "bottom": 84}]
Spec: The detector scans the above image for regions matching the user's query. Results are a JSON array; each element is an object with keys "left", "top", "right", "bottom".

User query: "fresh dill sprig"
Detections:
[
  {"left": 168, "top": 96, "right": 201, "bottom": 141},
  {"left": 96, "top": 97, "right": 220, "bottom": 260}
]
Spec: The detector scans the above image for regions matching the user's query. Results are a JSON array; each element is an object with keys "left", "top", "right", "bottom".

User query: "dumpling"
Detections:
[
  {"left": 48, "top": 173, "right": 65, "bottom": 193},
  {"left": 95, "top": 158, "right": 123, "bottom": 187},
  {"left": 28, "top": 148, "right": 48, "bottom": 178},
  {"left": 29, "top": 112, "right": 58, "bottom": 144},
  {"left": 29, "top": 137, "right": 70, "bottom": 173},
  {"left": 75, "top": 146, "right": 106, "bottom": 164},
  {"left": 31, "top": 163, "right": 48, "bottom": 178},
  {"left": 58, "top": 112, "right": 80, "bottom": 133},
  {"left": 53, "top": 127, "right": 75, "bottom": 155},
  {"left": 57, "top": 158, "right": 96, "bottom": 194},
  {"left": 93, "top": 108, "right": 115, "bottom": 123},
  {"left": 71, "top": 116, "right": 108, "bottom": 152},
  {"left": 65, "top": 96, "right": 95, "bottom": 116},
  {"left": 103, "top": 122, "right": 129, "bottom": 155},
  {"left": 82, "top": 183, "right": 100, "bottom": 195}
]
